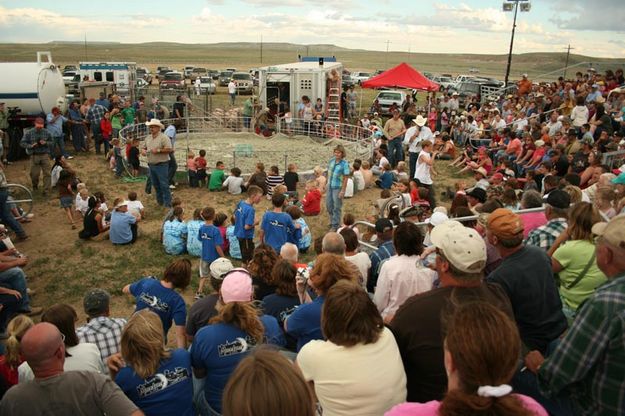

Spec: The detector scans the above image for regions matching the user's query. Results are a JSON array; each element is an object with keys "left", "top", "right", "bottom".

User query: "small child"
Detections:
[
  {"left": 126, "top": 191, "right": 145, "bottom": 219},
  {"left": 226, "top": 216, "right": 242, "bottom": 260},
  {"left": 233, "top": 185, "right": 263, "bottom": 264},
  {"left": 58, "top": 169, "right": 76, "bottom": 229},
  {"left": 197, "top": 206, "right": 224, "bottom": 299},
  {"left": 75, "top": 187, "right": 89, "bottom": 218},
  {"left": 222, "top": 167, "right": 244, "bottom": 195},
  {"left": 110, "top": 138, "right": 123, "bottom": 178},
  {"left": 208, "top": 161, "right": 226, "bottom": 191},
  {"left": 128, "top": 139, "right": 140, "bottom": 177},
  {"left": 394, "top": 179, "right": 411, "bottom": 208},
  {"left": 259, "top": 193, "right": 300, "bottom": 254},
  {"left": 361, "top": 161, "right": 374, "bottom": 188},
  {"left": 337, "top": 213, "right": 360, "bottom": 241},
  {"left": 395, "top": 161, "right": 409, "bottom": 182},
  {"left": 100, "top": 111, "right": 112, "bottom": 156},
  {"left": 313, "top": 166, "right": 327, "bottom": 193},
  {"left": 195, "top": 150, "right": 208, "bottom": 188},
  {"left": 265, "top": 165, "right": 284, "bottom": 198},
  {"left": 302, "top": 179, "right": 321, "bottom": 216},
  {"left": 284, "top": 163, "right": 299, "bottom": 194},
  {"left": 286, "top": 205, "right": 311, "bottom": 254},
  {"left": 185, "top": 208, "right": 203, "bottom": 257},
  {"left": 501, "top": 188, "right": 520, "bottom": 211},
  {"left": 214, "top": 212, "right": 229, "bottom": 255},
  {"left": 273, "top": 184, "right": 287, "bottom": 197},
  {"left": 187, "top": 151, "right": 198, "bottom": 188},
  {"left": 376, "top": 163, "right": 394, "bottom": 189},
  {"left": 352, "top": 161, "right": 365, "bottom": 192},
  {"left": 246, "top": 162, "right": 268, "bottom": 195},
  {"left": 284, "top": 107, "right": 293, "bottom": 135}
]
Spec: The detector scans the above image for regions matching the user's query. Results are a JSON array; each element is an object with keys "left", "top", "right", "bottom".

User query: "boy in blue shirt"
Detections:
[
  {"left": 197, "top": 206, "right": 224, "bottom": 299},
  {"left": 260, "top": 193, "right": 300, "bottom": 254},
  {"left": 233, "top": 185, "right": 263, "bottom": 264}
]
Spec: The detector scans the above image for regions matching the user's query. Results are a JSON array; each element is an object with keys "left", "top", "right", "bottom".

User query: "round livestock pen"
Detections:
[{"left": 119, "top": 116, "right": 374, "bottom": 180}]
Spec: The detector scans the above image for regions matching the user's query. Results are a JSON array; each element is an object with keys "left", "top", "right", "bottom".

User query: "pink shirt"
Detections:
[
  {"left": 385, "top": 394, "right": 548, "bottom": 416},
  {"left": 521, "top": 211, "right": 548, "bottom": 238}
]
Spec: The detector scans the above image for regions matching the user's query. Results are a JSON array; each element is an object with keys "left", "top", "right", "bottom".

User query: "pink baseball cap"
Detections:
[{"left": 220, "top": 269, "right": 253, "bottom": 303}]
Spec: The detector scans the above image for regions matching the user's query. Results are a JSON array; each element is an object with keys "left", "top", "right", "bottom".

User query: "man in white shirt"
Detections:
[
  {"left": 405, "top": 115, "right": 432, "bottom": 179},
  {"left": 448, "top": 93, "right": 460, "bottom": 112},
  {"left": 228, "top": 79, "right": 236, "bottom": 105}
]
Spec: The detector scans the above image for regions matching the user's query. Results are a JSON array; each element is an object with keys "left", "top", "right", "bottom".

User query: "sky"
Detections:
[{"left": 0, "top": 0, "right": 624, "bottom": 58}]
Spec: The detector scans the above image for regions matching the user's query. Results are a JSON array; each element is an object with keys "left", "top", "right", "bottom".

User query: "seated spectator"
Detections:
[
  {"left": 374, "top": 222, "right": 436, "bottom": 322},
  {"left": 245, "top": 162, "right": 268, "bottom": 195},
  {"left": 248, "top": 244, "right": 279, "bottom": 301},
  {"left": 261, "top": 259, "right": 300, "bottom": 351},
  {"left": 0, "top": 250, "right": 41, "bottom": 317},
  {"left": 285, "top": 253, "right": 358, "bottom": 351},
  {"left": 76, "top": 289, "right": 126, "bottom": 366},
  {"left": 519, "top": 190, "right": 547, "bottom": 237},
  {"left": 368, "top": 218, "right": 396, "bottom": 293},
  {"left": 190, "top": 270, "right": 285, "bottom": 415},
  {"left": 108, "top": 310, "right": 193, "bottom": 416},
  {"left": 301, "top": 179, "right": 321, "bottom": 216},
  {"left": 185, "top": 208, "right": 203, "bottom": 257},
  {"left": 126, "top": 191, "right": 145, "bottom": 219},
  {"left": 222, "top": 349, "right": 314, "bottom": 416},
  {"left": 341, "top": 228, "right": 370, "bottom": 289},
  {"left": 110, "top": 199, "right": 139, "bottom": 245},
  {"left": 525, "top": 190, "right": 570, "bottom": 251},
  {"left": 1, "top": 323, "right": 140, "bottom": 416},
  {"left": 162, "top": 206, "right": 187, "bottom": 255},
  {"left": 298, "top": 280, "right": 407, "bottom": 415},
  {"left": 0, "top": 315, "right": 33, "bottom": 387},
  {"left": 19, "top": 304, "right": 106, "bottom": 382},
  {"left": 78, "top": 196, "right": 110, "bottom": 240},
  {"left": 387, "top": 302, "right": 548, "bottom": 416},
  {"left": 122, "top": 259, "right": 190, "bottom": 349},
  {"left": 222, "top": 167, "right": 244, "bottom": 195}
]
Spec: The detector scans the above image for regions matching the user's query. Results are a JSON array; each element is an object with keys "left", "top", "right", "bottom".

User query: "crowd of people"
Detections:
[{"left": 0, "top": 66, "right": 624, "bottom": 415}]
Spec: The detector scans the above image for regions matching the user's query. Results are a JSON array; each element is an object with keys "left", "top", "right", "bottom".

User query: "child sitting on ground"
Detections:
[
  {"left": 265, "top": 165, "right": 284, "bottom": 198},
  {"left": 352, "top": 161, "right": 365, "bottom": 192},
  {"left": 195, "top": 150, "right": 208, "bottom": 188},
  {"left": 361, "top": 160, "right": 374, "bottom": 188},
  {"left": 222, "top": 167, "right": 244, "bottom": 195},
  {"left": 245, "top": 162, "right": 268, "bottom": 195},
  {"left": 393, "top": 179, "right": 411, "bottom": 208},
  {"left": 313, "top": 166, "right": 326, "bottom": 193},
  {"left": 286, "top": 205, "right": 311, "bottom": 254},
  {"left": 208, "top": 161, "right": 226, "bottom": 191},
  {"left": 302, "top": 179, "right": 321, "bottom": 216},
  {"left": 126, "top": 191, "right": 145, "bottom": 220},
  {"left": 395, "top": 161, "right": 409, "bottom": 182},
  {"left": 225, "top": 216, "right": 241, "bottom": 260},
  {"left": 187, "top": 151, "right": 198, "bottom": 188},
  {"left": 376, "top": 163, "right": 394, "bottom": 189},
  {"left": 75, "top": 186, "right": 90, "bottom": 218}
]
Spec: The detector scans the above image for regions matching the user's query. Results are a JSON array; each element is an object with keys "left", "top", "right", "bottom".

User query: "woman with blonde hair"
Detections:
[
  {"left": 0, "top": 315, "right": 33, "bottom": 386},
  {"left": 548, "top": 202, "right": 607, "bottom": 321},
  {"left": 386, "top": 302, "right": 547, "bottom": 416},
  {"left": 223, "top": 348, "right": 315, "bottom": 416},
  {"left": 109, "top": 309, "right": 193, "bottom": 416},
  {"left": 594, "top": 185, "right": 617, "bottom": 220},
  {"left": 562, "top": 185, "right": 582, "bottom": 205},
  {"left": 190, "top": 269, "right": 286, "bottom": 415},
  {"left": 285, "top": 253, "right": 358, "bottom": 351}
]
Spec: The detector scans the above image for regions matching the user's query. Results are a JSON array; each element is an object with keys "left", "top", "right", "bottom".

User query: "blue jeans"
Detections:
[
  {"left": 326, "top": 188, "right": 343, "bottom": 230},
  {"left": 0, "top": 189, "right": 26, "bottom": 237},
  {"left": 115, "top": 154, "right": 124, "bottom": 177},
  {"left": 168, "top": 154, "right": 178, "bottom": 185},
  {"left": 52, "top": 135, "right": 70, "bottom": 158},
  {"left": 388, "top": 137, "right": 403, "bottom": 168},
  {"left": 0, "top": 267, "right": 30, "bottom": 311},
  {"left": 148, "top": 162, "right": 171, "bottom": 207},
  {"left": 229, "top": 93, "right": 236, "bottom": 105},
  {"left": 70, "top": 123, "right": 86, "bottom": 151},
  {"left": 409, "top": 151, "right": 418, "bottom": 180},
  {"left": 91, "top": 123, "right": 103, "bottom": 154}
]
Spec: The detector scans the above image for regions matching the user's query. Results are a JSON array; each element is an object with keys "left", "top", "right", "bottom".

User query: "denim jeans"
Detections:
[
  {"left": 70, "top": 123, "right": 86, "bottom": 151},
  {"left": 0, "top": 267, "right": 30, "bottom": 311},
  {"left": 387, "top": 137, "right": 403, "bottom": 168},
  {"left": 52, "top": 135, "right": 70, "bottom": 158},
  {"left": 168, "top": 154, "right": 178, "bottom": 185},
  {"left": 409, "top": 151, "right": 418, "bottom": 180},
  {"left": 148, "top": 162, "right": 171, "bottom": 207},
  {"left": 92, "top": 122, "right": 103, "bottom": 154},
  {"left": 326, "top": 188, "right": 343, "bottom": 230},
  {"left": 115, "top": 154, "right": 124, "bottom": 177},
  {"left": 0, "top": 188, "right": 26, "bottom": 237}
]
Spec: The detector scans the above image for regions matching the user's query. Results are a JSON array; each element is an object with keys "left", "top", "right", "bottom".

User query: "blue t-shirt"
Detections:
[
  {"left": 115, "top": 348, "right": 193, "bottom": 416},
  {"left": 163, "top": 219, "right": 187, "bottom": 255},
  {"left": 225, "top": 225, "right": 241, "bottom": 259},
  {"left": 378, "top": 171, "right": 394, "bottom": 189},
  {"left": 190, "top": 315, "right": 285, "bottom": 413},
  {"left": 110, "top": 211, "right": 137, "bottom": 244},
  {"left": 129, "top": 278, "right": 187, "bottom": 337},
  {"left": 285, "top": 295, "right": 325, "bottom": 351},
  {"left": 198, "top": 223, "right": 223, "bottom": 263},
  {"left": 261, "top": 211, "right": 296, "bottom": 254},
  {"left": 295, "top": 218, "right": 311, "bottom": 250},
  {"left": 233, "top": 200, "right": 255, "bottom": 239},
  {"left": 262, "top": 294, "right": 299, "bottom": 351},
  {"left": 186, "top": 220, "right": 203, "bottom": 257}
]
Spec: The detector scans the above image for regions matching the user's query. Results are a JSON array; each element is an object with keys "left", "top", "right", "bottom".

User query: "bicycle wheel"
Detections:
[{"left": 6, "top": 183, "right": 34, "bottom": 220}]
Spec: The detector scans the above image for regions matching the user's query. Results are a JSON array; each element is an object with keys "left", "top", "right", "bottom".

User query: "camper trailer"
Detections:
[
  {"left": 258, "top": 60, "right": 344, "bottom": 122},
  {"left": 79, "top": 62, "right": 137, "bottom": 97}
]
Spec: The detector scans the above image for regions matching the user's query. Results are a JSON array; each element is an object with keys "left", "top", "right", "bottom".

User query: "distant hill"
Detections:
[{"left": 1, "top": 42, "right": 622, "bottom": 80}]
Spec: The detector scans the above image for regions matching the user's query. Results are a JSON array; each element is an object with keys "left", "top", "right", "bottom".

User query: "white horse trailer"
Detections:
[{"left": 79, "top": 62, "right": 137, "bottom": 97}]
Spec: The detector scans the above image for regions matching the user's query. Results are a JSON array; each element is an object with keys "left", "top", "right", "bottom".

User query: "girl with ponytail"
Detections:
[
  {"left": 190, "top": 269, "right": 286, "bottom": 416},
  {"left": 0, "top": 315, "right": 33, "bottom": 386},
  {"left": 386, "top": 302, "right": 548, "bottom": 416}
]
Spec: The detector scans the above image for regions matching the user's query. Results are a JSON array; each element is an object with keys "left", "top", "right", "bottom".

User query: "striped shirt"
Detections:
[{"left": 265, "top": 174, "right": 284, "bottom": 196}]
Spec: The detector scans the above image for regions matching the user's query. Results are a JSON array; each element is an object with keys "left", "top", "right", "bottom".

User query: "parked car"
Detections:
[
  {"left": 159, "top": 71, "right": 185, "bottom": 90},
  {"left": 190, "top": 67, "right": 207, "bottom": 81},
  {"left": 62, "top": 71, "right": 79, "bottom": 85},
  {"left": 374, "top": 90, "right": 407, "bottom": 114},
  {"left": 136, "top": 67, "right": 152, "bottom": 84},
  {"left": 63, "top": 65, "right": 77, "bottom": 74},
  {"left": 351, "top": 71, "right": 371, "bottom": 84},
  {"left": 207, "top": 69, "right": 220, "bottom": 80},
  {"left": 231, "top": 72, "right": 254, "bottom": 94},
  {"left": 455, "top": 80, "right": 502, "bottom": 107},
  {"left": 156, "top": 67, "right": 172, "bottom": 79},
  {"left": 218, "top": 70, "right": 234, "bottom": 86},
  {"left": 198, "top": 76, "right": 216, "bottom": 94},
  {"left": 225, "top": 68, "right": 237, "bottom": 73},
  {"left": 431, "top": 76, "right": 456, "bottom": 90},
  {"left": 342, "top": 74, "right": 355, "bottom": 89},
  {"left": 183, "top": 66, "right": 195, "bottom": 78}
]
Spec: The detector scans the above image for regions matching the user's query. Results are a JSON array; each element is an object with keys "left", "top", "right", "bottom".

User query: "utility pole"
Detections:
[
  {"left": 563, "top": 44, "right": 575, "bottom": 79},
  {"left": 502, "top": 1, "right": 531, "bottom": 88},
  {"left": 385, "top": 40, "right": 390, "bottom": 69},
  {"left": 260, "top": 34, "right": 263, "bottom": 64},
  {"left": 84, "top": 33, "right": 88, "bottom": 61}
]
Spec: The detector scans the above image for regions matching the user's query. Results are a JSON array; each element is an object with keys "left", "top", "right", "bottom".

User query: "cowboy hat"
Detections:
[
  {"left": 413, "top": 115, "right": 427, "bottom": 127},
  {"left": 145, "top": 119, "right": 164, "bottom": 129}
]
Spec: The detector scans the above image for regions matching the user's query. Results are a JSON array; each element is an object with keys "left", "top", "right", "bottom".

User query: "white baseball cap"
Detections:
[
  {"left": 430, "top": 220, "right": 487, "bottom": 273},
  {"left": 425, "top": 211, "right": 449, "bottom": 227}
]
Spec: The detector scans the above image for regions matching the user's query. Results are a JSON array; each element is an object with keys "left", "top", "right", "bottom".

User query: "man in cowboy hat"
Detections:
[
  {"left": 141, "top": 119, "right": 173, "bottom": 207},
  {"left": 383, "top": 109, "right": 406, "bottom": 168},
  {"left": 405, "top": 114, "right": 432, "bottom": 179}
]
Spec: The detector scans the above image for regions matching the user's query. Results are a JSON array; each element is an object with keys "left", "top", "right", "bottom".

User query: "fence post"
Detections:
[
  {"left": 233, "top": 150, "right": 237, "bottom": 169},
  {"left": 284, "top": 153, "right": 288, "bottom": 174}
]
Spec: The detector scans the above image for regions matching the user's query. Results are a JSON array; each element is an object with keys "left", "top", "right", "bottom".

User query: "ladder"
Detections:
[{"left": 326, "top": 78, "right": 341, "bottom": 123}]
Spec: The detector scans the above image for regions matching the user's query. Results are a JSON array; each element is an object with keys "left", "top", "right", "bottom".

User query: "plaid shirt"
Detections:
[
  {"left": 525, "top": 218, "right": 567, "bottom": 251},
  {"left": 86, "top": 104, "right": 107, "bottom": 125},
  {"left": 327, "top": 157, "right": 350, "bottom": 190},
  {"left": 76, "top": 316, "right": 126, "bottom": 364},
  {"left": 538, "top": 273, "right": 625, "bottom": 415}
]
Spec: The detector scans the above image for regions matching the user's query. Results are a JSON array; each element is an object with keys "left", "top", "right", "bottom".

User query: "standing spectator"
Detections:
[
  {"left": 141, "top": 119, "right": 173, "bottom": 207},
  {"left": 67, "top": 101, "right": 87, "bottom": 153},
  {"left": 384, "top": 110, "right": 407, "bottom": 167},
  {"left": 242, "top": 96, "right": 254, "bottom": 129},
  {"left": 46, "top": 106, "right": 70, "bottom": 159},
  {"left": 326, "top": 145, "right": 350, "bottom": 231},
  {"left": 413, "top": 140, "right": 438, "bottom": 208},
  {"left": 20, "top": 117, "right": 53, "bottom": 194},
  {"left": 367, "top": 218, "right": 396, "bottom": 293},
  {"left": 76, "top": 289, "right": 126, "bottom": 366},
  {"left": 164, "top": 121, "right": 178, "bottom": 189},
  {"left": 233, "top": 185, "right": 263, "bottom": 264},
  {"left": 228, "top": 79, "right": 236, "bottom": 105},
  {"left": 85, "top": 98, "right": 107, "bottom": 155}
]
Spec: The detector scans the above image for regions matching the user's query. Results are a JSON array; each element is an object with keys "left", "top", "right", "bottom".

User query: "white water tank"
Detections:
[{"left": 0, "top": 51, "right": 66, "bottom": 116}]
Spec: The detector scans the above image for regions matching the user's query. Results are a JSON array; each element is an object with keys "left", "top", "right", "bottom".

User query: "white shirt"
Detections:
[
  {"left": 126, "top": 200, "right": 144, "bottom": 218},
  {"left": 373, "top": 255, "right": 436, "bottom": 320},
  {"left": 298, "top": 327, "right": 407, "bottom": 416},
  {"left": 75, "top": 195, "right": 89, "bottom": 215},
  {"left": 345, "top": 252, "right": 370, "bottom": 289},
  {"left": 352, "top": 170, "right": 365, "bottom": 191},
  {"left": 407, "top": 126, "right": 433, "bottom": 154},
  {"left": 228, "top": 81, "right": 236, "bottom": 94},
  {"left": 570, "top": 105, "right": 589, "bottom": 127},
  {"left": 413, "top": 150, "right": 433, "bottom": 185},
  {"left": 344, "top": 178, "right": 354, "bottom": 198},
  {"left": 223, "top": 175, "right": 244, "bottom": 194},
  {"left": 19, "top": 342, "right": 106, "bottom": 383}
]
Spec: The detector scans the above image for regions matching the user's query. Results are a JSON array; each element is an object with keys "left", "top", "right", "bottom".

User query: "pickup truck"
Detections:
[
  {"left": 231, "top": 72, "right": 254, "bottom": 94},
  {"left": 374, "top": 90, "right": 407, "bottom": 115},
  {"left": 159, "top": 72, "right": 185, "bottom": 90},
  {"left": 351, "top": 71, "right": 371, "bottom": 84}
]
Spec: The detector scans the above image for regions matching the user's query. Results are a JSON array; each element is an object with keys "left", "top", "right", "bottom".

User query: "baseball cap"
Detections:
[
  {"left": 592, "top": 215, "right": 625, "bottom": 249},
  {"left": 466, "top": 187, "right": 487, "bottom": 203},
  {"left": 220, "top": 269, "right": 253, "bottom": 304},
  {"left": 83, "top": 289, "right": 110, "bottom": 317},
  {"left": 612, "top": 172, "right": 625, "bottom": 185},
  {"left": 375, "top": 218, "right": 394, "bottom": 233},
  {"left": 487, "top": 208, "right": 524, "bottom": 239},
  {"left": 543, "top": 189, "right": 571, "bottom": 209},
  {"left": 430, "top": 220, "right": 487, "bottom": 273},
  {"left": 425, "top": 211, "right": 449, "bottom": 226},
  {"left": 210, "top": 258, "right": 234, "bottom": 280}
]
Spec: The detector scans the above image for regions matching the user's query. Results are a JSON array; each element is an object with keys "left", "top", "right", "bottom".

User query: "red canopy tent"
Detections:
[{"left": 361, "top": 62, "right": 439, "bottom": 92}]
